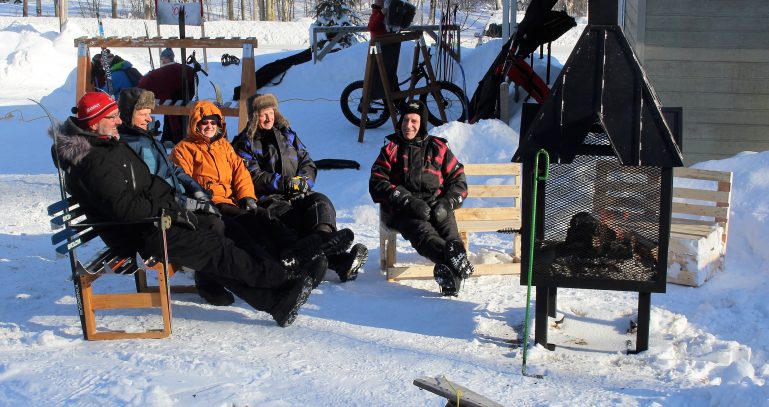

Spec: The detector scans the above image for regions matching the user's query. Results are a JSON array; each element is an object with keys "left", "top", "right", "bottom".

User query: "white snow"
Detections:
[{"left": 0, "top": 15, "right": 768, "bottom": 406}]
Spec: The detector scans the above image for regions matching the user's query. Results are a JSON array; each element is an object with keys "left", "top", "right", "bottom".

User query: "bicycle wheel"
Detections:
[
  {"left": 421, "top": 81, "right": 469, "bottom": 126},
  {"left": 340, "top": 80, "right": 390, "bottom": 129}
]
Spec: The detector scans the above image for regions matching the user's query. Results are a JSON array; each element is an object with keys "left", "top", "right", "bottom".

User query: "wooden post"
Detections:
[
  {"left": 75, "top": 43, "right": 92, "bottom": 105},
  {"left": 238, "top": 42, "right": 256, "bottom": 133},
  {"left": 356, "top": 44, "right": 376, "bottom": 143}
]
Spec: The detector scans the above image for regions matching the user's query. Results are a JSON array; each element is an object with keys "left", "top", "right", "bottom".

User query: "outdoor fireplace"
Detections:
[{"left": 512, "top": 0, "right": 684, "bottom": 353}]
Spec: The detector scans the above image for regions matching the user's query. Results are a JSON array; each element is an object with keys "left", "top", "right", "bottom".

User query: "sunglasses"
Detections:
[{"left": 199, "top": 120, "right": 219, "bottom": 126}]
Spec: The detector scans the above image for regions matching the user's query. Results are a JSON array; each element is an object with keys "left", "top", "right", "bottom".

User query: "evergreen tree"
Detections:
[{"left": 313, "top": 0, "right": 365, "bottom": 49}]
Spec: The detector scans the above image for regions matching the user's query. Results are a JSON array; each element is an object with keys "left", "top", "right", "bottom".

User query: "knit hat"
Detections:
[
  {"left": 398, "top": 100, "right": 427, "bottom": 135},
  {"left": 160, "top": 48, "right": 174, "bottom": 61},
  {"left": 73, "top": 92, "right": 118, "bottom": 128}
]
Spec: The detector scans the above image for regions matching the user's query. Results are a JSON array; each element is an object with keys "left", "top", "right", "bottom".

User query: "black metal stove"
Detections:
[{"left": 512, "top": 0, "right": 684, "bottom": 353}]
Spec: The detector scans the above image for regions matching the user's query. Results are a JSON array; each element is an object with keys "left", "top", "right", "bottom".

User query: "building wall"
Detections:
[{"left": 626, "top": 0, "right": 769, "bottom": 165}]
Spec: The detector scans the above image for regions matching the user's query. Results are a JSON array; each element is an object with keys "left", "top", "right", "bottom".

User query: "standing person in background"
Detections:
[
  {"left": 368, "top": 0, "right": 387, "bottom": 38},
  {"left": 117, "top": 87, "right": 235, "bottom": 306},
  {"left": 232, "top": 94, "right": 369, "bottom": 284},
  {"left": 91, "top": 51, "right": 143, "bottom": 99},
  {"left": 138, "top": 48, "right": 196, "bottom": 145},
  {"left": 369, "top": 101, "right": 473, "bottom": 296}
]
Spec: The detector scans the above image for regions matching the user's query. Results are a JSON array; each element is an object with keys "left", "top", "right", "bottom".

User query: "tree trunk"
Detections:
[
  {"left": 227, "top": 0, "right": 235, "bottom": 20},
  {"left": 112, "top": 0, "right": 117, "bottom": 18},
  {"left": 428, "top": 0, "right": 436, "bottom": 24},
  {"left": 22, "top": 0, "right": 28, "bottom": 17},
  {"left": 266, "top": 0, "right": 275, "bottom": 21}
]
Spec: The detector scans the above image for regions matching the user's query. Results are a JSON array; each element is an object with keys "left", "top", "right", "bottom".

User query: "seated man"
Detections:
[
  {"left": 232, "top": 93, "right": 368, "bottom": 283},
  {"left": 51, "top": 92, "right": 349, "bottom": 327},
  {"left": 368, "top": 101, "right": 474, "bottom": 296},
  {"left": 117, "top": 87, "right": 233, "bottom": 306}
]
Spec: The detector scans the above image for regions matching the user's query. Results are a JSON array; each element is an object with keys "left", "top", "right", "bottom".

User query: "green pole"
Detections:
[{"left": 522, "top": 149, "right": 549, "bottom": 376}]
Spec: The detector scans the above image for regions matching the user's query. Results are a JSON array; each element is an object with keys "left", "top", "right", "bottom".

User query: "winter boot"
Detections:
[
  {"left": 444, "top": 240, "right": 474, "bottom": 279},
  {"left": 280, "top": 228, "right": 354, "bottom": 270},
  {"left": 270, "top": 256, "right": 326, "bottom": 327},
  {"left": 433, "top": 263, "right": 462, "bottom": 296},
  {"left": 195, "top": 272, "right": 235, "bottom": 306},
  {"left": 328, "top": 243, "right": 369, "bottom": 282}
]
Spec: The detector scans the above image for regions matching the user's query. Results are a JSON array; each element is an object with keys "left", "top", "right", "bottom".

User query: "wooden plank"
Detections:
[
  {"left": 88, "top": 330, "right": 169, "bottom": 340},
  {"left": 457, "top": 219, "right": 522, "bottom": 233},
  {"left": 672, "top": 202, "right": 729, "bottom": 219},
  {"left": 454, "top": 207, "right": 519, "bottom": 221},
  {"left": 74, "top": 37, "right": 257, "bottom": 49},
  {"left": 674, "top": 167, "right": 733, "bottom": 182},
  {"left": 153, "top": 103, "right": 239, "bottom": 117},
  {"left": 388, "top": 263, "right": 520, "bottom": 281},
  {"left": 673, "top": 187, "right": 731, "bottom": 203},
  {"left": 463, "top": 163, "right": 521, "bottom": 176},
  {"left": 91, "top": 292, "right": 161, "bottom": 309},
  {"left": 467, "top": 184, "right": 519, "bottom": 198},
  {"left": 672, "top": 217, "right": 721, "bottom": 227}
]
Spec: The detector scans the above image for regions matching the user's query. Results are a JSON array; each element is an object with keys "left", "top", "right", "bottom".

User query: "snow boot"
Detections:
[
  {"left": 329, "top": 243, "right": 368, "bottom": 282},
  {"left": 280, "top": 228, "right": 354, "bottom": 272},
  {"left": 195, "top": 272, "right": 235, "bottom": 306},
  {"left": 433, "top": 263, "right": 461, "bottom": 296},
  {"left": 444, "top": 240, "right": 474, "bottom": 280},
  {"left": 271, "top": 256, "right": 326, "bottom": 327}
]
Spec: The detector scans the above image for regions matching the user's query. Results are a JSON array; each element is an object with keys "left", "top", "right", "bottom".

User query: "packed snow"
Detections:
[{"left": 0, "top": 13, "right": 767, "bottom": 407}]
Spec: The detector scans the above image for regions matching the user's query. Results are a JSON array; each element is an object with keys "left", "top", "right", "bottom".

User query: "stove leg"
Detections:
[
  {"left": 547, "top": 286, "right": 557, "bottom": 318},
  {"left": 629, "top": 292, "right": 650, "bottom": 354},
  {"left": 535, "top": 285, "right": 556, "bottom": 350}
]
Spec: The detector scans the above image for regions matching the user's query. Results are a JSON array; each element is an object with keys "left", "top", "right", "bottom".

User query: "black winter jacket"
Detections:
[
  {"left": 52, "top": 117, "right": 181, "bottom": 254},
  {"left": 369, "top": 132, "right": 467, "bottom": 214},
  {"left": 231, "top": 126, "right": 317, "bottom": 199}
]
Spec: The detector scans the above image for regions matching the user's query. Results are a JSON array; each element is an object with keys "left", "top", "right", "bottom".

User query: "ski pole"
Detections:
[{"left": 522, "top": 148, "right": 549, "bottom": 377}]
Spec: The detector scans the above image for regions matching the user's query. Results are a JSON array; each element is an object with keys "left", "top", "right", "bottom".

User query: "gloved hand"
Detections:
[
  {"left": 239, "top": 197, "right": 259, "bottom": 213},
  {"left": 430, "top": 197, "right": 454, "bottom": 223},
  {"left": 192, "top": 190, "right": 211, "bottom": 202},
  {"left": 172, "top": 210, "right": 199, "bottom": 230},
  {"left": 280, "top": 175, "right": 310, "bottom": 197},
  {"left": 404, "top": 198, "right": 431, "bottom": 221},
  {"left": 182, "top": 196, "right": 221, "bottom": 217}
]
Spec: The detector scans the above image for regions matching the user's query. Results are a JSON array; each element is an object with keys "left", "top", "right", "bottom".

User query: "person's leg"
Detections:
[
  {"left": 434, "top": 210, "right": 474, "bottom": 280},
  {"left": 394, "top": 217, "right": 446, "bottom": 264},
  {"left": 193, "top": 213, "right": 235, "bottom": 306}
]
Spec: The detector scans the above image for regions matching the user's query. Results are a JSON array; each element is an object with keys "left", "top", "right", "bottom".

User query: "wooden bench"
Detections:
[
  {"left": 381, "top": 163, "right": 523, "bottom": 281},
  {"left": 74, "top": 37, "right": 258, "bottom": 132},
  {"left": 413, "top": 376, "right": 504, "bottom": 407},
  {"left": 667, "top": 167, "right": 733, "bottom": 287},
  {"left": 48, "top": 198, "right": 195, "bottom": 340}
]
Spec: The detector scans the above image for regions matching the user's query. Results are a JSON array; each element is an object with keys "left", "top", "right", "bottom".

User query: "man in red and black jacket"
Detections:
[{"left": 369, "top": 101, "right": 473, "bottom": 296}]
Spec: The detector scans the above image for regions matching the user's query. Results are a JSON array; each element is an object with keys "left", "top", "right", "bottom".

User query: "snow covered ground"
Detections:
[{"left": 0, "top": 15, "right": 768, "bottom": 406}]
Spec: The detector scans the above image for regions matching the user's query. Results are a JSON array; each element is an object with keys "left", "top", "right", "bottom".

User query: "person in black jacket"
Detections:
[
  {"left": 232, "top": 93, "right": 368, "bottom": 283},
  {"left": 51, "top": 91, "right": 351, "bottom": 327},
  {"left": 369, "top": 101, "right": 474, "bottom": 296}
]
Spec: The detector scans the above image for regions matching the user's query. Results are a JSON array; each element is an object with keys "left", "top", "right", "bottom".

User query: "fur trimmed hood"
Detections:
[
  {"left": 49, "top": 117, "right": 98, "bottom": 169},
  {"left": 245, "top": 93, "right": 288, "bottom": 140}
]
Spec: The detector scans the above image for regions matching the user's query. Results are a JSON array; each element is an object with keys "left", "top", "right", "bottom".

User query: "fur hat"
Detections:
[
  {"left": 73, "top": 91, "right": 118, "bottom": 128},
  {"left": 135, "top": 89, "right": 155, "bottom": 111},
  {"left": 246, "top": 93, "right": 288, "bottom": 138}
]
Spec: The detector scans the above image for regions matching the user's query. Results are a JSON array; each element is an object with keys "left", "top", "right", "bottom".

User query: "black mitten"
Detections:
[{"left": 238, "top": 197, "right": 259, "bottom": 212}]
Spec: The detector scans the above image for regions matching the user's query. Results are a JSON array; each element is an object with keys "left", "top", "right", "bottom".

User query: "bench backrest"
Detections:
[
  {"left": 672, "top": 167, "right": 733, "bottom": 249},
  {"left": 454, "top": 163, "right": 521, "bottom": 224}
]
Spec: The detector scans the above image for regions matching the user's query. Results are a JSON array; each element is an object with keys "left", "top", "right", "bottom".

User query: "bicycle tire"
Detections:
[
  {"left": 420, "top": 81, "right": 469, "bottom": 126},
  {"left": 340, "top": 80, "right": 390, "bottom": 129}
]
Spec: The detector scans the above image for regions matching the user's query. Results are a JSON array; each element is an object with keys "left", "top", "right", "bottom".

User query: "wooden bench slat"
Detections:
[
  {"left": 455, "top": 219, "right": 522, "bottom": 233},
  {"left": 388, "top": 263, "right": 520, "bottom": 281},
  {"left": 467, "top": 185, "right": 520, "bottom": 197},
  {"left": 674, "top": 167, "right": 733, "bottom": 182},
  {"left": 673, "top": 187, "right": 730, "bottom": 204},
  {"left": 91, "top": 292, "right": 162, "bottom": 309},
  {"left": 672, "top": 202, "right": 729, "bottom": 219},
  {"left": 454, "top": 207, "right": 520, "bottom": 221},
  {"left": 463, "top": 163, "right": 521, "bottom": 176},
  {"left": 671, "top": 217, "right": 723, "bottom": 227}
]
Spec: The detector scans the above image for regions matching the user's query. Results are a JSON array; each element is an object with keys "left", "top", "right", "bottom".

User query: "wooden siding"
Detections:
[{"left": 634, "top": 0, "right": 769, "bottom": 164}]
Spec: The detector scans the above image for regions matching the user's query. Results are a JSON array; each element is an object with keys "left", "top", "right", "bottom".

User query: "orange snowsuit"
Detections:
[{"left": 171, "top": 101, "right": 256, "bottom": 206}]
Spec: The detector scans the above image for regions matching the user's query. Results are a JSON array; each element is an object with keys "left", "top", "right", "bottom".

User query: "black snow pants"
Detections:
[{"left": 388, "top": 209, "right": 461, "bottom": 264}]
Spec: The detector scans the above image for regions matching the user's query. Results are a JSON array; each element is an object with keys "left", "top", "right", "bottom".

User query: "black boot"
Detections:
[
  {"left": 195, "top": 272, "right": 235, "bottom": 306},
  {"left": 444, "top": 240, "right": 474, "bottom": 279},
  {"left": 271, "top": 256, "right": 327, "bottom": 327},
  {"left": 328, "top": 243, "right": 368, "bottom": 282},
  {"left": 433, "top": 263, "right": 461, "bottom": 296},
  {"left": 280, "top": 228, "right": 354, "bottom": 270}
]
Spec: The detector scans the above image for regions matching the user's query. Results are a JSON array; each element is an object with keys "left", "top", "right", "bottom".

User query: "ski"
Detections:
[
  {"left": 145, "top": 22, "right": 155, "bottom": 71},
  {"left": 96, "top": 13, "right": 113, "bottom": 95},
  {"left": 210, "top": 81, "right": 223, "bottom": 106},
  {"left": 29, "top": 98, "right": 90, "bottom": 341}
]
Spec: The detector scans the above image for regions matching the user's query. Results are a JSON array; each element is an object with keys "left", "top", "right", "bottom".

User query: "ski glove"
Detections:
[
  {"left": 280, "top": 176, "right": 310, "bottom": 197},
  {"left": 172, "top": 210, "right": 199, "bottom": 231},
  {"left": 430, "top": 197, "right": 454, "bottom": 223},
  {"left": 192, "top": 190, "right": 211, "bottom": 202},
  {"left": 239, "top": 197, "right": 260, "bottom": 213},
  {"left": 183, "top": 196, "right": 221, "bottom": 217},
  {"left": 389, "top": 187, "right": 430, "bottom": 221}
]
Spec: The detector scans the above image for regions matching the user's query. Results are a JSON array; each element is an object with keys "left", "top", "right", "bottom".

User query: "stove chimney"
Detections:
[{"left": 588, "top": 0, "right": 619, "bottom": 26}]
